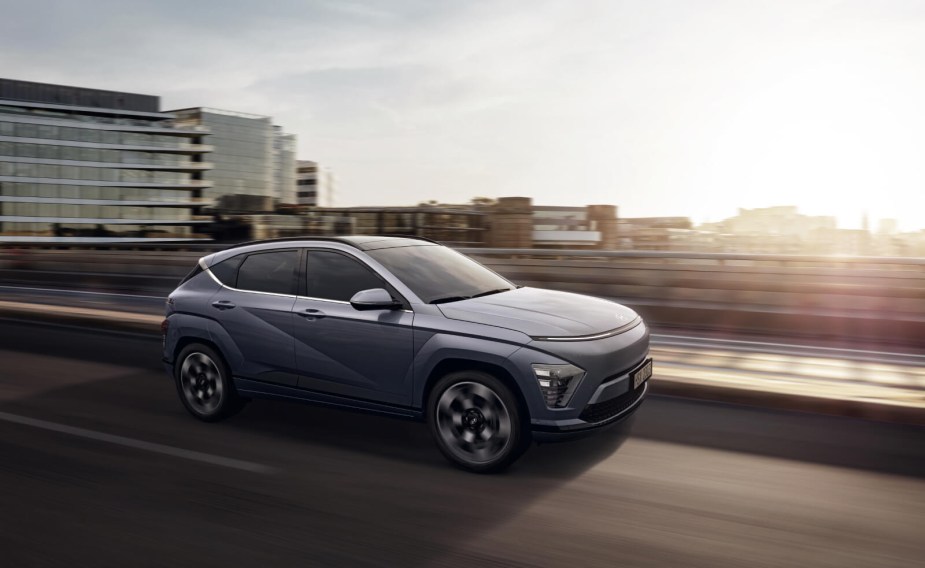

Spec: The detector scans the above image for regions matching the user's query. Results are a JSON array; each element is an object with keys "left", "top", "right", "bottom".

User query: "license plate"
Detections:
[{"left": 632, "top": 359, "right": 653, "bottom": 389}]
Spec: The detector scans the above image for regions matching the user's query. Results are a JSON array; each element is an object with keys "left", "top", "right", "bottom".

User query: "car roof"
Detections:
[{"left": 222, "top": 235, "right": 439, "bottom": 252}]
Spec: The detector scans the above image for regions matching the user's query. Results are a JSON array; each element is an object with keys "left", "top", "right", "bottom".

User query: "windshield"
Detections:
[{"left": 367, "top": 245, "right": 514, "bottom": 304}]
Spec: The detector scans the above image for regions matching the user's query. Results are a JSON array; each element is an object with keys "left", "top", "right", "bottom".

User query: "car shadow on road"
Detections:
[
  {"left": 0, "top": 370, "right": 637, "bottom": 567},
  {"left": 227, "top": 395, "right": 634, "bottom": 479}
]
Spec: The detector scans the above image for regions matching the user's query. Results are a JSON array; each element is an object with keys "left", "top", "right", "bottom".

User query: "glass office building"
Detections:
[
  {"left": 0, "top": 78, "right": 213, "bottom": 242},
  {"left": 171, "top": 108, "right": 296, "bottom": 209},
  {"left": 273, "top": 126, "right": 297, "bottom": 205}
]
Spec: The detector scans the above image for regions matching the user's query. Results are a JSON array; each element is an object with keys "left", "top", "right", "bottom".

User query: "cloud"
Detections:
[{"left": 2, "top": 0, "right": 925, "bottom": 227}]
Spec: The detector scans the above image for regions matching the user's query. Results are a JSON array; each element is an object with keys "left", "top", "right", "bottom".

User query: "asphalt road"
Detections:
[{"left": 1, "top": 319, "right": 923, "bottom": 567}]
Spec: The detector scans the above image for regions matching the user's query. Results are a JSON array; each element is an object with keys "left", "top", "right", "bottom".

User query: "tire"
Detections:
[
  {"left": 427, "top": 370, "right": 530, "bottom": 473},
  {"left": 174, "top": 343, "right": 244, "bottom": 422}
]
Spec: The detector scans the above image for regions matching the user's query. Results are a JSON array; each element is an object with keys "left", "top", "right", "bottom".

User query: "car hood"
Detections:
[{"left": 437, "top": 287, "right": 639, "bottom": 338}]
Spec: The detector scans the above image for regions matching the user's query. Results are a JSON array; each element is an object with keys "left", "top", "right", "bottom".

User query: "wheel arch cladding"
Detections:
[{"left": 414, "top": 334, "right": 530, "bottom": 418}]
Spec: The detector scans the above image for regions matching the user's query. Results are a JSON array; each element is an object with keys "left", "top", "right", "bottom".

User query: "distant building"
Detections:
[
  {"left": 0, "top": 78, "right": 212, "bottom": 242},
  {"left": 618, "top": 217, "right": 696, "bottom": 250},
  {"left": 712, "top": 206, "right": 836, "bottom": 238},
  {"left": 296, "top": 160, "right": 333, "bottom": 207},
  {"left": 273, "top": 127, "right": 297, "bottom": 205},
  {"left": 532, "top": 205, "right": 599, "bottom": 247},
  {"left": 486, "top": 198, "right": 618, "bottom": 249},
  {"left": 169, "top": 107, "right": 296, "bottom": 212},
  {"left": 234, "top": 197, "right": 621, "bottom": 248},
  {"left": 878, "top": 218, "right": 898, "bottom": 235},
  {"left": 621, "top": 217, "right": 692, "bottom": 230},
  {"left": 695, "top": 206, "right": 877, "bottom": 254}
]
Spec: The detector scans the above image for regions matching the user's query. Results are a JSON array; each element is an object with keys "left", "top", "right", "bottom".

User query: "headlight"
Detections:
[{"left": 532, "top": 363, "right": 585, "bottom": 408}]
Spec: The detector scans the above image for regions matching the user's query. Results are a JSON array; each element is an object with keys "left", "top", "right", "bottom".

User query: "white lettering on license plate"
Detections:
[{"left": 633, "top": 360, "right": 652, "bottom": 389}]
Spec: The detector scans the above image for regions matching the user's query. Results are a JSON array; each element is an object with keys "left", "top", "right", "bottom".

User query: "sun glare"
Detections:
[{"left": 699, "top": 41, "right": 925, "bottom": 231}]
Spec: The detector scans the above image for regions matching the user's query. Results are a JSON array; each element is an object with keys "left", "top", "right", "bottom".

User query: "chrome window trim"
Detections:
[
  {"left": 201, "top": 255, "right": 413, "bottom": 310},
  {"left": 295, "top": 295, "right": 350, "bottom": 305},
  {"left": 295, "top": 294, "right": 414, "bottom": 313},
  {"left": 204, "top": 267, "right": 299, "bottom": 299},
  {"left": 201, "top": 252, "right": 300, "bottom": 299}
]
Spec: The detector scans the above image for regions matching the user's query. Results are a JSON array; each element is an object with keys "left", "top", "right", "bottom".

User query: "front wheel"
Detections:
[
  {"left": 174, "top": 343, "right": 244, "bottom": 422},
  {"left": 427, "top": 371, "right": 530, "bottom": 473}
]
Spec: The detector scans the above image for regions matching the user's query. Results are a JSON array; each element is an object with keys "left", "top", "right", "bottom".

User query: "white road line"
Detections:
[
  {"left": 0, "top": 411, "right": 274, "bottom": 474},
  {"left": 0, "top": 285, "right": 165, "bottom": 300}
]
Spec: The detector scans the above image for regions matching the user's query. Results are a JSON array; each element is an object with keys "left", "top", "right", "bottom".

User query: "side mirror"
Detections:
[{"left": 349, "top": 288, "right": 402, "bottom": 311}]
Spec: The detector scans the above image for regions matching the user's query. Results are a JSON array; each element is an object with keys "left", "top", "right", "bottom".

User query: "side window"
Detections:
[
  {"left": 209, "top": 254, "right": 244, "bottom": 287},
  {"left": 305, "top": 251, "right": 388, "bottom": 302},
  {"left": 236, "top": 250, "right": 298, "bottom": 295}
]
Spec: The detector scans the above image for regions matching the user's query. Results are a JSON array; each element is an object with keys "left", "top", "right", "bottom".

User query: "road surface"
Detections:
[{"left": 1, "top": 319, "right": 923, "bottom": 567}]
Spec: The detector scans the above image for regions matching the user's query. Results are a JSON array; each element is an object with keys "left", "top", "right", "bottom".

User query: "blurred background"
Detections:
[{"left": 1, "top": 1, "right": 924, "bottom": 567}]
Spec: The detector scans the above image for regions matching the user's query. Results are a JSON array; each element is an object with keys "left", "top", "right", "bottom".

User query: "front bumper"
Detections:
[{"left": 531, "top": 381, "right": 648, "bottom": 441}]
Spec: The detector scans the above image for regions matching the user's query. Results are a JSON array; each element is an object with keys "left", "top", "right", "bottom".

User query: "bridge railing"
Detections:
[{"left": 2, "top": 247, "right": 923, "bottom": 345}]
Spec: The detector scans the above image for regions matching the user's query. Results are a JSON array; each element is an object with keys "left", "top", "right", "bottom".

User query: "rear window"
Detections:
[
  {"left": 210, "top": 254, "right": 244, "bottom": 287},
  {"left": 236, "top": 250, "right": 298, "bottom": 295}
]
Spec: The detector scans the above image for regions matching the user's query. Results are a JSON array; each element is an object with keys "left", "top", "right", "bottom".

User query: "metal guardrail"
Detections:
[
  {"left": 0, "top": 244, "right": 922, "bottom": 345},
  {"left": 458, "top": 248, "right": 925, "bottom": 266}
]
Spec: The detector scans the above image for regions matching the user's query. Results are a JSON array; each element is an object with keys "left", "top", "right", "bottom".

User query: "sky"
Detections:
[{"left": 2, "top": 0, "right": 925, "bottom": 230}]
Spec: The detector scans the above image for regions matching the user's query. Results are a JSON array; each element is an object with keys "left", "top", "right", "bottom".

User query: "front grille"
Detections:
[{"left": 579, "top": 383, "right": 646, "bottom": 424}]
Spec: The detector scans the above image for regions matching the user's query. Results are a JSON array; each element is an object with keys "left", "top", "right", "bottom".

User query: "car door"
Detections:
[
  {"left": 292, "top": 249, "right": 414, "bottom": 406},
  {"left": 207, "top": 249, "right": 300, "bottom": 386}
]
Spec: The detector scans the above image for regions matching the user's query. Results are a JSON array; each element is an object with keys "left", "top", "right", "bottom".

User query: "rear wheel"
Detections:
[
  {"left": 428, "top": 370, "right": 530, "bottom": 473},
  {"left": 174, "top": 343, "right": 244, "bottom": 422}
]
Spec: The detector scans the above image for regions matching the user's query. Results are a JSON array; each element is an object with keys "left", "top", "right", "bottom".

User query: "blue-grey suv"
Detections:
[{"left": 163, "top": 236, "right": 652, "bottom": 472}]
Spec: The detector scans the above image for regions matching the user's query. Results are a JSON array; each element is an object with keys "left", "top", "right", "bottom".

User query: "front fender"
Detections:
[{"left": 411, "top": 330, "right": 526, "bottom": 407}]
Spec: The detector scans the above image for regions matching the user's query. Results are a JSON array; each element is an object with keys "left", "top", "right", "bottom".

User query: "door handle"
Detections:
[
  {"left": 297, "top": 308, "right": 326, "bottom": 319},
  {"left": 211, "top": 300, "right": 236, "bottom": 310}
]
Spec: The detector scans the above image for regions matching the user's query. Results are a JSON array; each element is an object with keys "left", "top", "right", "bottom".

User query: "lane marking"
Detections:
[
  {"left": 0, "top": 285, "right": 165, "bottom": 300},
  {"left": 0, "top": 316, "right": 161, "bottom": 339},
  {"left": 0, "top": 411, "right": 274, "bottom": 474}
]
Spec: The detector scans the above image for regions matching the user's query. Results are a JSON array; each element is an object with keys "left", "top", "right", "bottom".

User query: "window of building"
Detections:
[
  {"left": 236, "top": 250, "right": 298, "bottom": 295},
  {"left": 16, "top": 123, "right": 37, "bottom": 138},
  {"left": 38, "top": 145, "right": 58, "bottom": 159}
]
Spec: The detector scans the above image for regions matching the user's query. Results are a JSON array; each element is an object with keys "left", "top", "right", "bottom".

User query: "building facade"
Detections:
[
  {"left": 0, "top": 78, "right": 212, "bottom": 242},
  {"left": 296, "top": 160, "right": 333, "bottom": 207},
  {"left": 170, "top": 108, "right": 296, "bottom": 212},
  {"left": 273, "top": 127, "right": 297, "bottom": 205}
]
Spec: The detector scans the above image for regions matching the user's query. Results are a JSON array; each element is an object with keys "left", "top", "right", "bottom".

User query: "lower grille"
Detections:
[{"left": 579, "top": 384, "right": 646, "bottom": 424}]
